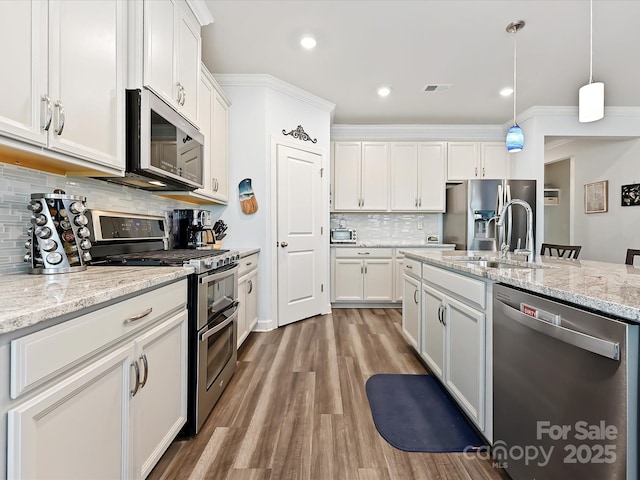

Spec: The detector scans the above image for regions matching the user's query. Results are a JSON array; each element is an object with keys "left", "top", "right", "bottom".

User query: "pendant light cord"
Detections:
[
  {"left": 513, "top": 27, "right": 518, "bottom": 126},
  {"left": 589, "top": 0, "right": 594, "bottom": 84}
]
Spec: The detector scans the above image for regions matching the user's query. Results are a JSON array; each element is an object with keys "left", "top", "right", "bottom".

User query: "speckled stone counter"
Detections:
[
  {"left": 401, "top": 249, "right": 640, "bottom": 323},
  {"left": 236, "top": 248, "right": 260, "bottom": 258},
  {"left": 0, "top": 266, "right": 192, "bottom": 335},
  {"left": 331, "top": 242, "right": 455, "bottom": 249}
]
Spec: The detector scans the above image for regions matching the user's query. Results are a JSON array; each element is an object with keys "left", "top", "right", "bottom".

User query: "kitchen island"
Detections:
[{"left": 401, "top": 249, "right": 640, "bottom": 322}]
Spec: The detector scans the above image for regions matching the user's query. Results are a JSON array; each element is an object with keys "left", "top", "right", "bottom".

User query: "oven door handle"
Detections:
[
  {"left": 209, "top": 300, "right": 240, "bottom": 321},
  {"left": 200, "top": 306, "right": 239, "bottom": 342}
]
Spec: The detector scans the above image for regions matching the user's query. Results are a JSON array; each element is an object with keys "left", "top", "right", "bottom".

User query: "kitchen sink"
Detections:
[{"left": 464, "top": 260, "right": 533, "bottom": 270}]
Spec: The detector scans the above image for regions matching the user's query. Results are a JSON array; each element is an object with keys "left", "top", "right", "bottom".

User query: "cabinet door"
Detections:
[
  {"left": 211, "top": 88, "right": 229, "bottom": 202},
  {"left": 363, "top": 259, "right": 393, "bottom": 301},
  {"left": 134, "top": 310, "right": 188, "bottom": 479},
  {"left": 195, "top": 68, "right": 215, "bottom": 197},
  {"left": 402, "top": 274, "right": 421, "bottom": 350},
  {"left": 444, "top": 295, "right": 485, "bottom": 429},
  {"left": 333, "top": 259, "right": 364, "bottom": 301},
  {"left": 48, "top": 0, "right": 125, "bottom": 169},
  {"left": 176, "top": 2, "right": 200, "bottom": 124},
  {"left": 390, "top": 142, "right": 418, "bottom": 211},
  {"left": 237, "top": 274, "right": 248, "bottom": 348},
  {"left": 361, "top": 142, "right": 389, "bottom": 211},
  {"left": 245, "top": 269, "right": 258, "bottom": 334},
  {"left": 143, "top": 0, "right": 176, "bottom": 107},
  {"left": 0, "top": 0, "right": 47, "bottom": 146},
  {"left": 481, "top": 142, "right": 510, "bottom": 179},
  {"left": 7, "top": 344, "right": 135, "bottom": 479},
  {"left": 421, "top": 284, "right": 445, "bottom": 379},
  {"left": 418, "top": 142, "right": 446, "bottom": 211},
  {"left": 332, "top": 141, "right": 361, "bottom": 210},
  {"left": 447, "top": 142, "right": 479, "bottom": 181}
]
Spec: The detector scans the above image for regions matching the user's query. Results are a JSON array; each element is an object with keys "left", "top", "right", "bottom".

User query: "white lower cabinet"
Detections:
[
  {"left": 331, "top": 248, "right": 393, "bottom": 302},
  {"left": 402, "top": 260, "right": 491, "bottom": 436},
  {"left": 5, "top": 280, "right": 188, "bottom": 479},
  {"left": 7, "top": 344, "right": 135, "bottom": 479},
  {"left": 237, "top": 253, "right": 259, "bottom": 348}
]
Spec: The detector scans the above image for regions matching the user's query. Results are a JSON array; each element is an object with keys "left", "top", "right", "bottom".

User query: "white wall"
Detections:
[
  {"left": 543, "top": 159, "right": 571, "bottom": 245},
  {"left": 215, "top": 75, "right": 334, "bottom": 330},
  {"left": 545, "top": 138, "right": 640, "bottom": 263}
]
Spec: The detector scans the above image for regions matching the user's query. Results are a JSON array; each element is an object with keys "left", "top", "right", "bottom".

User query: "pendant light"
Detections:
[
  {"left": 579, "top": 0, "right": 604, "bottom": 122},
  {"left": 506, "top": 20, "right": 525, "bottom": 153}
]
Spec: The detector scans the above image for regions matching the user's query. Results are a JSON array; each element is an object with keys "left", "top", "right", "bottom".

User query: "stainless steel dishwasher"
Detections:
[{"left": 493, "top": 284, "right": 638, "bottom": 480}]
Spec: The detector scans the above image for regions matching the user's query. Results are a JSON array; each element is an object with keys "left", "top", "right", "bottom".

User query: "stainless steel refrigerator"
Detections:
[{"left": 443, "top": 179, "right": 536, "bottom": 251}]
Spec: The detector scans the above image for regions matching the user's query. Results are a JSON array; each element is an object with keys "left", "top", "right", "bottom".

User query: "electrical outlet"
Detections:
[{"left": 417, "top": 220, "right": 423, "bottom": 230}]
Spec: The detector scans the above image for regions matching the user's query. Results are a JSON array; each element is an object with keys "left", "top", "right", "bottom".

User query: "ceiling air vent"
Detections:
[{"left": 423, "top": 84, "right": 452, "bottom": 93}]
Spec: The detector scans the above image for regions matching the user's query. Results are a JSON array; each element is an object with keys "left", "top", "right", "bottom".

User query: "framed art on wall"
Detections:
[
  {"left": 621, "top": 183, "right": 640, "bottom": 206},
  {"left": 584, "top": 180, "right": 608, "bottom": 213}
]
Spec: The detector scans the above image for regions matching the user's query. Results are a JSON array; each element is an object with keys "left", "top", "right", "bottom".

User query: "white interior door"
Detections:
[{"left": 277, "top": 144, "right": 325, "bottom": 326}]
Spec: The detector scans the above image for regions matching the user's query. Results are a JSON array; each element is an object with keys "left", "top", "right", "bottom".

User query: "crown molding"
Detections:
[
  {"left": 507, "top": 106, "right": 640, "bottom": 129},
  {"left": 186, "top": 0, "right": 214, "bottom": 26},
  {"left": 214, "top": 74, "right": 336, "bottom": 114},
  {"left": 330, "top": 124, "right": 505, "bottom": 141}
]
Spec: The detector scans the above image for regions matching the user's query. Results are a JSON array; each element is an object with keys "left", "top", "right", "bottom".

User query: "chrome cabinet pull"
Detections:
[
  {"left": 139, "top": 354, "right": 149, "bottom": 388},
  {"left": 357, "top": 252, "right": 370, "bottom": 255},
  {"left": 280, "top": 242, "right": 288, "bottom": 248},
  {"left": 364, "top": 265, "right": 367, "bottom": 274},
  {"left": 441, "top": 304, "right": 447, "bottom": 325},
  {"left": 130, "top": 361, "right": 141, "bottom": 397},
  {"left": 475, "top": 166, "right": 478, "bottom": 177},
  {"left": 176, "top": 82, "right": 183, "bottom": 103},
  {"left": 248, "top": 279, "right": 253, "bottom": 294},
  {"left": 482, "top": 167, "right": 486, "bottom": 177},
  {"left": 41, "top": 94, "right": 53, "bottom": 131},
  {"left": 181, "top": 86, "right": 186, "bottom": 106},
  {"left": 419, "top": 198, "right": 422, "bottom": 207},
  {"left": 413, "top": 289, "right": 418, "bottom": 304},
  {"left": 406, "top": 264, "right": 413, "bottom": 269},
  {"left": 124, "top": 307, "right": 153, "bottom": 323},
  {"left": 246, "top": 262, "right": 252, "bottom": 266},
  {"left": 55, "top": 100, "right": 65, "bottom": 135}
]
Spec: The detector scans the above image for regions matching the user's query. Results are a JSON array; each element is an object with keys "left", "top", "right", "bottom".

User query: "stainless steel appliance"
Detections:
[
  {"left": 97, "top": 88, "right": 204, "bottom": 191},
  {"left": 330, "top": 228, "right": 357, "bottom": 244},
  {"left": 173, "top": 209, "right": 216, "bottom": 249},
  {"left": 88, "top": 210, "right": 239, "bottom": 435},
  {"left": 493, "top": 284, "right": 638, "bottom": 480},
  {"left": 443, "top": 179, "right": 536, "bottom": 251}
]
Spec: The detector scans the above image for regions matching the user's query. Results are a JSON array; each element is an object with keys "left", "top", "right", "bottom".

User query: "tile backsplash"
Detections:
[
  {"left": 0, "top": 163, "right": 215, "bottom": 274},
  {"left": 330, "top": 212, "right": 442, "bottom": 244}
]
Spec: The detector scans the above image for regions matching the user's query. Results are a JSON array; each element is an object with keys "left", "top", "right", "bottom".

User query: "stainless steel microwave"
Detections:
[
  {"left": 99, "top": 88, "right": 204, "bottom": 191},
  {"left": 330, "top": 228, "right": 357, "bottom": 244}
]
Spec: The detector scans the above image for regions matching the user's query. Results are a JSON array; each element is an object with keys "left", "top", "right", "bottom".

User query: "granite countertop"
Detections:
[
  {"left": 331, "top": 242, "right": 456, "bottom": 248},
  {"left": 236, "top": 248, "right": 260, "bottom": 258},
  {"left": 0, "top": 266, "right": 192, "bottom": 335},
  {"left": 400, "top": 249, "right": 640, "bottom": 322}
]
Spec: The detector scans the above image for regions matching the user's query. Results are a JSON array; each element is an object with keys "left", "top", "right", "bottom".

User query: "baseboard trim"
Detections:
[{"left": 331, "top": 303, "right": 401, "bottom": 309}]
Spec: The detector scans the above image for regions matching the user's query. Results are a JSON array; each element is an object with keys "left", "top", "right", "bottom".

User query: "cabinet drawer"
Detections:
[
  {"left": 238, "top": 253, "right": 258, "bottom": 277},
  {"left": 422, "top": 264, "right": 486, "bottom": 309},
  {"left": 334, "top": 248, "right": 393, "bottom": 258},
  {"left": 403, "top": 257, "right": 422, "bottom": 279},
  {"left": 10, "top": 280, "right": 187, "bottom": 399}
]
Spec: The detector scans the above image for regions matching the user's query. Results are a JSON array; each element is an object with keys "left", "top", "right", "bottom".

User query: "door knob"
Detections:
[{"left": 280, "top": 242, "right": 288, "bottom": 247}]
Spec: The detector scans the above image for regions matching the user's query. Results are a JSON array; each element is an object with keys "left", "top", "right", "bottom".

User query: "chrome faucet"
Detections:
[{"left": 496, "top": 199, "right": 535, "bottom": 262}]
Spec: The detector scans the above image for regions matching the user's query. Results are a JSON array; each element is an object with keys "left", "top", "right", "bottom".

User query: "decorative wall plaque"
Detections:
[{"left": 282, "top": 125, "right": 317, "bottom": 143}]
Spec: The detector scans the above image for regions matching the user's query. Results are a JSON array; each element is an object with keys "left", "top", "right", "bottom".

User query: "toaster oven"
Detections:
[{"left": 330, "top": 228, "right": 357, "bottom": 244}]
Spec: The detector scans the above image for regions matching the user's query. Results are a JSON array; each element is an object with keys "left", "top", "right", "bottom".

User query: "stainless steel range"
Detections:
[{"left": 88, "top": 210, "right": 239, "bottom": 435}]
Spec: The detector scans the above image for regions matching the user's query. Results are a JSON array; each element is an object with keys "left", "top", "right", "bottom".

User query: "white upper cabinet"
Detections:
[
  {"left": 191, "top": 65, "right": 230, "bottom": 204},
  {"left": 390, "top": 142, "right": 445, "bottom": 212},
  {"left": 447, "top": 141, "right": 510, "bottom": 180},
  {"left": 0, "top": 0, "right": 126, "bottom": 174},
  {"left": 144, "top": 0, "right": 201, "bottom": 126},
  {"left": 332, "top": 141, "right": 389, "bottom": 211}
]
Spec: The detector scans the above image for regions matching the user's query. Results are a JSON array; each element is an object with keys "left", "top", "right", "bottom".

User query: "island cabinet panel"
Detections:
[
  {"left": 421, "top": 283, "right": 446, "bottom": 379},
  {"left": 401, "top": 273, "right": 421, "bottom": 349}
]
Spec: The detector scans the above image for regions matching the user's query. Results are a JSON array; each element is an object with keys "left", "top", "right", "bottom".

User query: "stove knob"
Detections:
[{"left": 204, "top": 260, "right": 214, "bottom": 269}]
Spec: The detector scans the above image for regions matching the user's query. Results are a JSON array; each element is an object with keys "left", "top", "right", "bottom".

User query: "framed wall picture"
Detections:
[
  {"left": 584, "top": 180, "right": 608, "bottom": 213},
  {"left": 621, "top": 183, "right": 640, "bottom": 206}
]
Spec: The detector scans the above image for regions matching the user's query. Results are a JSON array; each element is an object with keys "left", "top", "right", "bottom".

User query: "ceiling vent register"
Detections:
[{"left": 422, "top": 84, "right": 452, "bottom": 93}]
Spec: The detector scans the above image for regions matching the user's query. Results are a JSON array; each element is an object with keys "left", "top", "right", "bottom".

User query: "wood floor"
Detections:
[{"left": 148, "top": 308, "right": 509, "bottom": 480}]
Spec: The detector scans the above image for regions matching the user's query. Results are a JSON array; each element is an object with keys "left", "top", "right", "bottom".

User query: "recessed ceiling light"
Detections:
[
  {"left": 300, "top": 35, "right": 317, "bottom": 49},
  {"left": 377, "top": 86, "right": 392, "bottom": 97},
  {"left": 500, "top": 87, "right": 514, "bottom": 97}
]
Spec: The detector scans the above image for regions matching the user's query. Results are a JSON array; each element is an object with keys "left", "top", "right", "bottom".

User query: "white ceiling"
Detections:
[{"left": 201, "top": 0, "right": 640, "bottom": 125}]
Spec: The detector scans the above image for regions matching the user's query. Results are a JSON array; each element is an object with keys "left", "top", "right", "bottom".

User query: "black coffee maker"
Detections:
[{"left": 173, "top": 209, "right": 216, "bottom": 249}]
